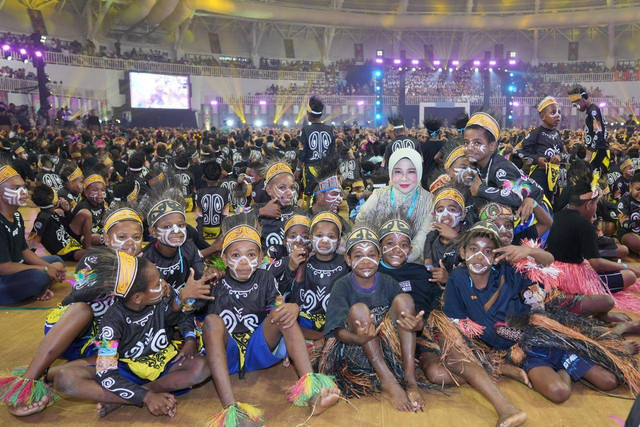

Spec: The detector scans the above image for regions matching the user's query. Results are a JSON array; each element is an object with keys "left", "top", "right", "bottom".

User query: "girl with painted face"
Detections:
[
  {"left": 356, "top": 147, "right": 434, "bottom": 263},
  {"left": 257, "top": 159, "right": 298, "bottom": 258},
  {"left": 444, "top": 144, "right": 477, "bottom": 187},
  {"left": 49, "top": 248, "right": 213, "bottom": 419},
  {"left": 59, "top": 162, "right": 84, "bottom": 210},
  {"left": 321, "top": 226, "right": 427, "bottom": 412},
  {"left": 613, "top": 157, "right": 635, "bottom": 201},
  {"left": 424, "top": 187, "right": 468, "bottom": 286},
  {"left": 310, "top": 155, "right": 346, "bottom": 219},
  {"left": 442, "top": 221, "right": 640, "bottom": 408},
  {"left": 202, "top": 213, "right": 340, "bottom": 424},
  {"left": 69, "top": 172, "right": 107, "bottom": 249}
]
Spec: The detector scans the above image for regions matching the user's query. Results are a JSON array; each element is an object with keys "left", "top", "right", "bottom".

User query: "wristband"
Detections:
[
  {"left": 295, "top": 167, "right": 301, "bottom": 172},
  {"left": 184, "top": 332, "right": 196, "bottom": 340},
  {"left": 532, "top": 201, "right": 538, "bottom": 208},
  {"left": 623, "top": 263, "right": 628, "bottom": 270},
  {"left": 44, "top": 265, "right": 49, "bottom": 273},
  {"left": 175, "top": 294, "right": 185, "bottom": 307}
]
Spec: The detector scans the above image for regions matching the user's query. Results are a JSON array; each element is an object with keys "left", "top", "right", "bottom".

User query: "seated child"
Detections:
[
  {"left": 202, "top": 213, "right": 340, "bottom": 425},
  {"left": 69, "top": 172, "right": 107, "bottom": 249},
  {"left": 617, "top": 173, "right": 640, "bottom": 255},
  {"left": 59, "top": 162, "right": 83, "bottom": 210}
]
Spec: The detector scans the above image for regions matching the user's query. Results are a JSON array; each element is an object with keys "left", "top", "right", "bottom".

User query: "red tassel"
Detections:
[{"left": 551, "top": 261, "right": 611, "bottom": 296}]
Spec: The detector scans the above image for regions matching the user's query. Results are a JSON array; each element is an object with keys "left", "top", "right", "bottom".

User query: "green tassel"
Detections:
[
  {"left": 209, "top": 256, "right": 227, "bottom": 271},
  {"left": 288, "top": 373, "right": 337, "bottom": 407}
]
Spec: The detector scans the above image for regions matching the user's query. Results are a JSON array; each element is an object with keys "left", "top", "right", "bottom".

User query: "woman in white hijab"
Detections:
[{"left": 356, "top": 148, "right": 433, "bottom": 263}]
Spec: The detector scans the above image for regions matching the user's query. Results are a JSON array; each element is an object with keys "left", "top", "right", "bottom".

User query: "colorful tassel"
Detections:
[
  {"left": 288, "top": 373, "right": 337, "bottom": 407},
  {"left": 92, "top": 339, "right": 119, "bottom": 355},
  {"left": 514, "top": 239, "right": 561, "bottom": 293},
  {"left": 208, "top": 257, "right": 227, "bottom": 271},
  {"left": 551, "top": 260, "right": 611, "bottom": 296},
  {"left": 0, "top": 367, "right": 58, "bottom": 408},
  {"left": 611, "top": 282, "right": 640, "bottom": 312},
  {"left": 456, "top": 318, "right": 486, "bottom": 339},
  {"left": 205, "top": 402, "right": 263, "bottom": 427}
]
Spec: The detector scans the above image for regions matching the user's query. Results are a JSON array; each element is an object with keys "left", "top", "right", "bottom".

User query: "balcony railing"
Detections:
[{"left": 0, "top": 76, "right": 106, "bottom": 99}]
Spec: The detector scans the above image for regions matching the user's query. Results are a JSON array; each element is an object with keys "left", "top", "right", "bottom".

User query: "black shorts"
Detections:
[{"left": 598, "top": 270, "right": 625, "bottom": 293}]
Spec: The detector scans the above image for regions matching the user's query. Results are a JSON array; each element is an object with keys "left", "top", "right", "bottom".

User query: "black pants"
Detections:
[{"left": 590, "top": 149, "right": 609, "bottom": 174}]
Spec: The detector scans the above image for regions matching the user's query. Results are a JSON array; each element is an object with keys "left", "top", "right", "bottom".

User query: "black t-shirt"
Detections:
[
  {"left": 32, "top": 210, "right": 79, "bottom": 256},
  {"left": 194, "top": 186, "right": 229, "bottom": 228},
  {"left": 299, "top": 123, "right": 336, "bottom": 166},
  {"left": 141, "top": 240, "right": 205, "bottom": 291},
  {"left": 512, "top": 225, "right": 539, "bottom": 246},
  {"left": 378, "top": 261, "right": 442, "bottom": 318},
  {"left": 251, "top": 179, "right": 270, "bottom": 205},
  {"left": 59, "top": 188, "right": 80, "bottom": 209},
  {"left": 0, "top": 211, "right": 28, "bottom": 265},
  {"left": 338, "top": 158, "right": 361, "bottom": 181},
  {"left": 421, "top": 139, "right": 444, "bottom": 184},
  {"left": 290, "top": 255, "right": 349, "bottom": 316},
  {"left": 11, "top": 158, "right": 35, "bottom": 181},
  {"left": 72, "top": 198, "right": 106, "bottom": 234},
  {"left": 36, "top": 172, "right": 64, "bottom": 191},
  {"left": 517, "top": 126, "right": 564, "bottom": 166},
  {"left": 220, "top": 177, "right": 250, "bottom": 212},
  {"left": 585, "top": 103, "right": 607, "bottom": 150},
  {"left": 546, "top": 208, "right": 599, "bottom": 263},
  {"left": 423, "top": 230, "right": 457, "bottom": 268}
]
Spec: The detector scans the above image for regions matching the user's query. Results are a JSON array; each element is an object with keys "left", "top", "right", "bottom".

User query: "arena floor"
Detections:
[{"left": 0, "top": 208, "right": 637, "bottom": 427}]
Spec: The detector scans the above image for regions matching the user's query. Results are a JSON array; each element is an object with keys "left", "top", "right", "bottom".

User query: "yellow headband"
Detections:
[
  {"left": 68, "top": 167, "right": 83, "bottom": 182},
  {"left": 83, "top": 174, "right": 105, "bottom": 189},
  {"left": 434, "top": 188, "right": 465, "bottom": 210},
  {"left": 127, "top": 182, "right": 140, "bottom": 203},
  {"left": 466, "top": 112, "right": 500, "bottom": 141},
  {"left": 114, "top": 251, "right": 139, "bottom": 298},
  {"left": 222, "top": 225, "right": 261, "bottom": 253},
  {"left": 52, "top": 189, "right": 58, "bottom": 206},
  {"left": 568, "top": 93, "right": 582, "bottom": 103},
  {"left": 0, "top": 165, "right": 19, "bottom": 185},
  {"left": 621, "top": 158, "right": 634, "bottom": 171},
  {"left": 284, "top": 215, "right": 311, "bottom": 233},
  {"left": 428, "top": 174, "right": 451, "bottom": 194},
  {"left": 14, "top": 146, "right": 25, "bottom": 155},
  {"left": 538, "top": 96, "right": 559, "bottom": 113},
  {"left": 148, "top": 171, "right": 165, "bottom": 187},
  {"left": 104, "top": 208, "right": 143, "bottom": 234},
  {"left": 310, "top": 211, "right": 343, "bottom": 234},
  {"left": 265, "top": 162, "right": 293, "bottom": 184},
  {"left": 103, "top": 157, "right": 113, "bottom": 167},
  {"left": 444, "top": 146, "right": 466, "bottom": 169}
]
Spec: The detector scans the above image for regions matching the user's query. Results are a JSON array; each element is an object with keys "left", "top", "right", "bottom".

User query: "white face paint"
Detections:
[
  {"left": 382, "top": 244, "right": 409, "bottom": 259},
  {"left": 88, "top": 189, "right": 106, "bottom": 203},
  {"left": 227, "top": 255, "right": 259, "bottom": 278},
  {"left": 324, "top": 189, "right": 343, "bottom": 212},
  {"left": 157, "top": 224, "right": 187, "bottom": 247},
  {"left": 274, "top": 187, "right": 295, "bottom": 206},
  {"left": 286, "top": 235, "right": 311, "bottom": 252},
  {"left": 454, "top": 167, "right": 476, "bottom": 186},
  {"left": 110, "top": 235, "right": 143, "bottom": 255},
  {"left": 3, "top": 187, "right": 28, "bottom": 206},
  {"left": 497, "top": 224, "right": 514, "bottom": 244},
  {"left": 352, "top": 256, "right": 379, "bottom": 276},
  {"left": 312, "top": 235, "right": 338, "bottom": 255},
  {"left": 148, "top": 278, "right": 164, "bottom": 303},
  {"left": 550, "top": 110, "right": 562, "bottom": 119},
  {"left": 465, "top": 251, "right": 492, "bottom": 274},
  {"left": 435, "top": 207, "right": 462, "bottom": 227}
]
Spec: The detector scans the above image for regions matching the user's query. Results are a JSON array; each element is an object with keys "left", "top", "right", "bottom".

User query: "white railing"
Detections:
[
  {"left": 0, "top": 76, "right": 106, "bottom": 99},
  {"left": 543, "top": 72, "right": 617, "bottom": 83},
  {"left": 39, "top": 52, "right": 325, "bottom": 82}
]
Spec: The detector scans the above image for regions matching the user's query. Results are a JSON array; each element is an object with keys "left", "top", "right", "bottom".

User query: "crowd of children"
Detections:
[{"left": 2, "top": 91, "right": 640, "bottom": 426}]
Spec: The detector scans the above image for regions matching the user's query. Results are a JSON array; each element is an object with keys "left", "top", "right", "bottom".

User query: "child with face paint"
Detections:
[
  {"left": 0, "top": 165, "right": 66, "bottom": 305},
  {"left": 424, "top": 187, "right": 468, "bottom": 286},
  {"left": 443, "top": 222, "right": 640, "bottom": 407},
  {"left": 613, "top": 158, "right": 634, "bottom": 200},
  {"left": 31, "top": 185, "right": 87, "bottom": 262},
  {"left": 465, "top": 113, "right": 544, "bottom": 225},
  {"left": 321, "top": 227, "right": 428, "bottom": 412},
  {"left": 69, "top": 172, "right": 107, "bottom": 249},
  {"left": 0, "top": 206, "right": 149, "bottom": 417},
  {"left": 516, "top": 97, "right": 566, "bottom": 203},
  {"left": 256, "top": 159, "right": 298, "bottom": 258},
  {"left": 50, "top": 248, "right": 214, "bottom": 418},
  {"left": 59, "top": 162, "right": 84, "bottom": 210},
  {"left": 309, "top": 155, "right": 348, "bottom": 224},
  {"left": 443, "top": 144, "right": 477, "bottom": 188},
  {"left": 202, "top": 213, "right": 340, "bottom": 425},
  {"left": 356, "top": 147, "right": 434, "bottom": 263}
]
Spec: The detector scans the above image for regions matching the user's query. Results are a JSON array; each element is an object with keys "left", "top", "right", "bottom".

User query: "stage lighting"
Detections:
[
  {"left": 452, "top": 60, "right": 459, "bottom": 66},
  {"left": 508, "top": 85, "right": 516, "bottom": 92},
  {"left": 23, "top": 59, "right": 28, "bottom": 63},
  {"left": 283, "top": 120, "right": 289, "bottom": 127},
  {"left": 375, "top": 113, "right": 381, "bottom": 120},
  {"left": 259, "top": 100, "right": 266, "bottom": 105},
  {"left": 438, "top": 68, "right": 442, "bottom": 72},
  {"left": 374, "top": 70, "right": 381, "bottom": 77},
  {"left": 331, "top": 122, "right": 336, "bottom": 126},
  {"left": 599, "top": 102, "right": 606, "bottom": 107},
  {"left": 226, "top": 119, "right": 234, "bottom": 127},
  {"left": 509, "top": 59, "right": 516, "bottom": 65},
  {"left": 357, "top": 100, "right": 364, "bottom": 106},
  {"left": 489, "top": 68, "right": 493, "bottom": 72},
  {"left": 255, "top": 120, "right": 263, "bottom": 127},
  {"left": 508, "top": 115, "right": 513, "bottom": 120},
  {"left": 411, "top": 68, "right": 416, "bottom": 72},
  {"left": 398, "top": 67, "right": 402, "bottom": 71},
  {"left": 510, "top": 73, "right": 514, "bottom": 77},
  {"left": 489, "top": 60, "right": 496, "bottom": 66},
  {"left": 510, "top": 51, "right": 517, "bottom": 58},
  {"left": 376, "top": 100, "right": 381, "bottom": 105},
  {"left": 1, "top": 44, "right": 9, "bottom": 51},
  {"left": 433, "top": 60, "right": 441, "bottom": 65},
  {"left": 376, "top": 86, "right": 380, "bottom": 91},
  {"left": 35, "top": 51, "right": 42, "bottom": 57},
  {"left": 475, "top": 67, "right": 479, "bottom": 72},
  {"left": 376, "top": 49, "right": 383, "bottom": 57},
  {"left": 19, "top": 48, "right": 26, "bottom": 55},
  {"left": 411, "top": 59, "right": 419, "bottom": 65},
  {"left": 393, "top": 59, "right": 401, "bottom": 64},
  {"left": 210, "top": 100, "right": 218, "bottom": 105},
  {"left": 513, "top": 102, "right": 520, "bottom": 107},
  {"left": 375, "top": 58, "right": 383, "bottom": 64},
  {"left": 448, "top": 68, "right": 453, "bottom": 73},
  {"left": 473, "top": 60, "right": 480, "bottom": 66}
]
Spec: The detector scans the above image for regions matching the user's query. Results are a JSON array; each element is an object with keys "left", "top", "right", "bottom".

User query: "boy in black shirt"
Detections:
[
  {"left": 194, "top": 161, "right": 229, "bottom": 239},
  {"left": 569, "top": 86, "right": 608, "bottom": 173},
  {"left": 617, "top": 173, "right": 640, "bottom": 254}
]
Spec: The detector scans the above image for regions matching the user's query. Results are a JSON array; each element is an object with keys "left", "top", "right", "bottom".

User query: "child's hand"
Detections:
[
  {"left": 354, "top": 315, "right": 382, "bottom": 345},
  {"left": 59, "top": 198, "right": 70, "bottom": 211},
  {"left": 288, "top": 246, "right": 308, "bottom": 271},
  {"left": 396, "top": 310, "right": 425, "bottom": 332},
  {"left": 45, "top": 262, "right": 67, "bottom": 282},
  {"left": 175, "top": 339, "right": 197, "bottom": 366},
  {"left": 143, "top": 391, "right": 177, "bottom": 417},
  {"left": 259, "top": 199, "right": 281, "bottom": 218},
  {"left": 180, "top": 268, "right": 215, "bottom": 301},
  {"left": 270, "top": 303, "right": 299, "bottom": 329},
  {"left": 433, "top": 222, "right": 459, "bottom": 240},
  {"left": 516, "top": 197, "right": 535, "bottom": 221},
  {"left": 428, "top": 260, "right": 449, "bottom": 285},
  {"left": 470, "top": 175, "right": 481, "bottom": 197},
  {"left": 202, "top": 267, "right": 224, "bottom": 286},
  {"left": 493, "top": 245, "right": 531, "bottom": 263}
]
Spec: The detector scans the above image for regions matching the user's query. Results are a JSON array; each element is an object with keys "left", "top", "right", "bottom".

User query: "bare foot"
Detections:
[
  {"left": 496, "top": 406, "right": 527, "bottom": 427},
  {"left": 6, "top": 395, "right": 49, "bottom": 417},
  {"left": 309, "top": 387, "right": 340, "bottom": 416},
  {"left": 622, "top": 340, "right": 640, "bottom": 355},
  {"left": 406, "top": 383, "right": 425, "bottom": 411},
  {"left": 381, "top": 379, "right": 413, "bottom": 411},
  {"left": 613, "top": 320, "right": 640, "bottom": 336},
  {"left": 500, "top": 364, "right": 532, "bottom": 388},
  {"left": 602, "top": 312, "right": 632, "bottom": 323},
  {"left": 97, "top": 402, "right": 122, "bottom": 418},
  {"left": 35, "top": 289, "right": 54, "bottom": 301}
]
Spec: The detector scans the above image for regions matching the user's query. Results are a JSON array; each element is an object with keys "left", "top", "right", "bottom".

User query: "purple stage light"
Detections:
[
  {"left": 19, "top": 48, "right": 26, "bottom": 55},
  {"left": 357, "top": 100, "right": 364, "bottom": 106},
  {"left": 433, "top": 60, "right": 441, "bottom": 65},
  {"left": 259, "top": 100, "right": 267, "bottom": 105},
  {"left": 393, "top": 59, "right": 401, "bottom": 64},
  {"left": 513, "top": 102, "right": 520, "bottom": 107},
  {"left": 599, "top": 102, "right": 606, "bottom": 107},
  {"left": 411, "top": 59, "right": 419, "bottom": 65},
  {"left": 375, "top": 58, "right": 383, "bottom": 63},
  {"left": 509, "top": 59, "right": 516, "bottom": 65},
  {"left": 452, "top": 60, "right": 459, "bottom": 66},
  {"left": 1, "top": 44, "right": 9, "bottom": 51},
  {"left": 473, "top": 60, "right": 481, "bottom": 66},
  {"left": 210, "top": 100, "right": 218, "bottom": 105},
  {"left": 35, "top": 51, "right": 42, "bottom": 57},
  {"left": 489, "top": 60, "right": 496, "bottom": 66}
]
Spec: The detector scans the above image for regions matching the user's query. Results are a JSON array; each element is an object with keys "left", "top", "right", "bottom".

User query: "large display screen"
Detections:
[{"left": 129, "top": 72, "right": 190, "bottom": 109}]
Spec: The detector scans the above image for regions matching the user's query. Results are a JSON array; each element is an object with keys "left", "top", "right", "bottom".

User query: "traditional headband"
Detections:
[
  {"left": 572, "top": 172, "right": 602, "bottom": 201},
  {"left": 444, "top": 146, "right": 466, "bottom": 170},
  {"left": 538, "top": 96, "right": 559, "bottom": 113},
  {"left": 378, "top": 219, "right": 411, "bottom": 241},
  {"left": 310, "top": 211, "right": 343, "bottom": 234},
  {"left": 0, "top": 165, "right": 19, "bottom": 185},
  {"left": 104, "top": 208, "right": 143, "bottom": 234},
  {"left": 67, "top": 167, "right": 83, "bottom": 182},
  {"left": 148, "top": 171, "right": 165, "bottom": 187},
  {"left": 466, "top": 112, "right": 500, "bottom": 141},
  {"left": 129, "top": 166, "right": 142, "bottom": 172},
  {"left": 175, "top": 163, "right": 188, "bottom": 171},
  {"left": 71, "top": 152, "right": 82, "bottom": 159},
  {"left": 352, "top": 180, "right": 364, "bottom": 188},
  {"left": 621, "top": 158, "right": 634, "bottom": 171},
  {"left": 428, "top": 174, "right": 452, "bottom": 194},
  {"left": 147, "top": 199, "right": 185, "bottom": 227},
  {"left": 38, "top": 188, "right": 59, "bottom": 209},
  {"left": 222, "top": 225, "right": 261, "bottom": 253},
  {"left": 434, "top": 188, "right": 465, "bottom": 211},
  {"left": 284, "top": 215, "right": 311, "bottom": 233},
  {"left": 103, "top": 157, "right": 113, "bottom": 167},
  {"left": 127, "top": 181, "right": 140, "bottom": 203},
  {"left": 479, "top": 202, "right": 514, "bottom": 222},
  {"left": 265, "top": 162, "right": 293, "bottom": 184},
  {"left": 346, "top": 226, "right": 380, "bottom": 253},
  {"left": 307, "top": 104, "right": 323, "bottom": 115},
  {"left": 83, "top": 174, "right": 105, "bottom": 189},
  {"left": 387, "top": 123, "right": 404, "bottom": 131},
  {"left": 114, "top": 251, "right": 139, "bottom": 298},
  {"left": 14, "top": 146, "right": 25, "bottom": 156},
  {"left": 468, "top": 220, "right": 501, "bottom": 240},
  {"left": 316, "top": 175, "right": 341, "bottom": 194},
  {"left": 568, "top": 93, "right": 585, "bottom": 103}
]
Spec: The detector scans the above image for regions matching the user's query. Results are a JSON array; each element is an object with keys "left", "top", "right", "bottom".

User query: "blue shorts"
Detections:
[
  {"left": 523, "top": 346, "right": 595, "bottom": 381},
  {"left": 116, "top": 359, "right": 191, "bottom": 396},
  {"left": 226, "top": 321, "right": 287, "bottom": 375},
  {"left": 43, "top": 308, "right": 98, "bottom": 361}
]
